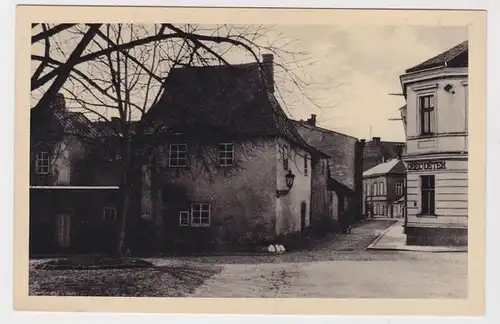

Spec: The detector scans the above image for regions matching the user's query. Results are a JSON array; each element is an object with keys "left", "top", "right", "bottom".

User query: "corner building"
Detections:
[{"left": 399, "top": 41, "right": 468, "bottom": 246}]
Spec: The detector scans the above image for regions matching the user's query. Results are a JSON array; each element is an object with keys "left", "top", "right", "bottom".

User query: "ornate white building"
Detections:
[{"left": 399, "top": 41, "right": 468, "bottom": 246}]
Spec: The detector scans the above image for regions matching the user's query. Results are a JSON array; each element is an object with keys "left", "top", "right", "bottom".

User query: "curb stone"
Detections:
[
  {"left": 364, "top": 220, "right": 399, "bottom": 251},
  {"left": 365, "top": 221, "right": 468, "bottom": 253}
]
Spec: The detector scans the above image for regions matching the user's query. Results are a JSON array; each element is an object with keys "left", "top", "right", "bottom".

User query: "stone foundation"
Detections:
[{"left": 405, "top": 226, "right": 468, "bottom": 247}]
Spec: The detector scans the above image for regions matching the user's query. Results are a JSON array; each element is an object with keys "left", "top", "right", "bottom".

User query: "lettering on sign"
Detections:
[{"left": 407, "top": 161, "right": 446, "bottom": 171}]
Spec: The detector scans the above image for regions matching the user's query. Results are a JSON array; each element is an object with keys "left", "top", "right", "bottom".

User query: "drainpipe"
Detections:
[{"left": 404, "top": 170, "right": 408, "bottom": 232}]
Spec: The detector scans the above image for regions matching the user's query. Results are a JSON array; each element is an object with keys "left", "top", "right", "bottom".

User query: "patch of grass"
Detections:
[
  {"left": 33, "top": 256, "right": 155, "bottom": 270},
  {"left": 29, "top": 262, "right": 223, "bottom": 297}
]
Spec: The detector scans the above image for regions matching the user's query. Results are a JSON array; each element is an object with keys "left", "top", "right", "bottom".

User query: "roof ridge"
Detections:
[
  {"left": 291, "top": 119, "right": 359, "bottom": 140},
  {"left": 405, "top": 40, "right": 468, "bottom": 73}
]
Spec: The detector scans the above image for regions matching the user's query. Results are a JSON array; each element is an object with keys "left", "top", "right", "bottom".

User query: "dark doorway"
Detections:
[
  {"left": 338, "top": 195, "right": 346, "bottom": 223},
  {"left": 300, "top": 201, "right": 307, "bottom": 234}
]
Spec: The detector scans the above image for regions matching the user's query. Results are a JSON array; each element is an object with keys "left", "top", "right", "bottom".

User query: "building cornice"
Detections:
[
  {"left": 410, "top": 83, "right": 439, "bottom": 92},
  {"left": 402, "top": 151, "right": 468, "bottom": 160},
  {"left": 400, "top": 66, "right": 468, "bottom": 92},
  {"left": 406, "top": 132, "right": 468, "bottom": 140}
]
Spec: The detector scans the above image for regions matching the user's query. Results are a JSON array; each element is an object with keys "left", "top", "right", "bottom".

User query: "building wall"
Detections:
[
  {"left": 309, "top": 156, "right": 333, "bottom": 233},
  {"left": 294, "top": 122, "right": 359, "bottom": 222},
  {"left": 405, "top": 161, "right": 468, "bottom": 227},
  {"left": 31, "top": 134, "right": 120, "bottom": 187},
  {"left": 401, "top": 66, "right": 468, "bottom": 246},
  {"left": 144, "top": 138, "right": 280, "bottom": 251},
  {"left": 29, "top": 189, "right": 120, "bottom": 255},
  {"left": 275, "top": 137, "right": 313, "bottom": 237}
]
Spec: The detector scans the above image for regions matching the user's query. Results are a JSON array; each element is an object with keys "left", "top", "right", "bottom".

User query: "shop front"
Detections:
[{"left": 404, "top": 157, "right": 468, "bottom": 246}]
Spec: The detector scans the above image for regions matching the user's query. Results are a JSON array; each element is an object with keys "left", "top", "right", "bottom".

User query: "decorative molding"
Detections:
[
  {"left": 411, "top": 83, "right": 439, "bottom": 92},
  {"left": 407, "top": 132, "right": 467, "bottom": 140},
  {"left": 401, "top": 66, "right": 468, "bottom": 85},
  {"left": 416, "top": 140, "right": 436, "bottom": 149}
]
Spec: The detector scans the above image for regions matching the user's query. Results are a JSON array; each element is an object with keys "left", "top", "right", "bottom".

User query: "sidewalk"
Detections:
[{"left": 365, "top": 220, "right": 467, "bottom": 252}]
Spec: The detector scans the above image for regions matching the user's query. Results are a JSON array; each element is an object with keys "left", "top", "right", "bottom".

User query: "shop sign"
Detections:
[{"left": 407, "top": 160, "right": 446, "bottom": 171}]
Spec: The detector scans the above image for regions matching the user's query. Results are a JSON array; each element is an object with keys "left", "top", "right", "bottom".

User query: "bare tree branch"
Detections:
[{"left": 32, "top": 23, "right": 76, "bottom": 44}]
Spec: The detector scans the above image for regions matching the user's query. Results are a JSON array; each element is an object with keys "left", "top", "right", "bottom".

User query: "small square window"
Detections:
[
  {"left": 179, "top": 211, "right": 189, "bottom": 226},
  {"left": 168, "top": 144, "right": 188, "bottom": 167},
  {"left": 191, "top": 203, "right": 211, "bottom": 227},
  {"left": 219, "top": 143, "right": 235, "bottom": 166},
  {"left": 35, "top": 152, "right": 50, "bottom": 175}
]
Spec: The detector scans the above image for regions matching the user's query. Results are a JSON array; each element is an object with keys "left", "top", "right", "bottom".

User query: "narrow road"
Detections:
[{"left": 182, "top": 220, "right": 467, "bottom": 298}]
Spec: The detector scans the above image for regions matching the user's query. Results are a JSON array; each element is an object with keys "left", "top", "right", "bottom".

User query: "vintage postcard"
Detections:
[{"left": 15, "top": 5, "right": 486, "bottom": 316}]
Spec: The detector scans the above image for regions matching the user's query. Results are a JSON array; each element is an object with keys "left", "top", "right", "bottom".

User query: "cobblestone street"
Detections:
[{"left": 160, "top": 220, "right": 468, "bottom": 298}]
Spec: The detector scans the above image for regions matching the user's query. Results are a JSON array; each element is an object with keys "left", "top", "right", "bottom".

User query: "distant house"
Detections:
[
  {"left": 29, "top": 94, "right": 120, "bottom": 255},
  {"left": 363, "top": 158, "right": 406, "bottom": 219},
  {"left": 362, "top": 137, "right": 405, "bottom": 172},
  {"left": 140, "top": 54, "right": 327, "bottom": 253},
  {"left": 292, "top": 115, "right": 365, "bottom": 232}
]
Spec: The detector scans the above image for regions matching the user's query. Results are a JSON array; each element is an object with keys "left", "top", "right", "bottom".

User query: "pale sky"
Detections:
[
  {"left": 260, "top": 25, "right": 468, "bottom": 142},
  {"left": 32, "top": 24, "right": 467, "bottom": 142}
]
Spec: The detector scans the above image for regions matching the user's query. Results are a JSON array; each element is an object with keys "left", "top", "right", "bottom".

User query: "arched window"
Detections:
[
  {"left": 373, "top": 183, "right": 378, "bottom": 196},
  {"left": 379, "top": 182, "right": 385, "bottom": 195}
]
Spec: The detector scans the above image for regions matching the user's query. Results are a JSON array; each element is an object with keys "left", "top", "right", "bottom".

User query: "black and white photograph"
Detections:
[{"left": 18, "top": 6, "right": 486, "bottom": 312}]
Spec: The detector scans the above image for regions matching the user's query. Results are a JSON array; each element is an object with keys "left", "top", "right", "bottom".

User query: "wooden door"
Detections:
[
  {"left": 56, "top": 213, "right": 71, "bottom": 249},
  {"left": 161, "top": 184, "right": 192, "bottom": 250}
]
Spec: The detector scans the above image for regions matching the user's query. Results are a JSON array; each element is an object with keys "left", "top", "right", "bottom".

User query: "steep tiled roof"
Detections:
[
  {"left": 405, "top": 40, "right": 468, "bottom": 73},
  {"left": 291, "top": 120, "right": 359, "bottom": 188},
  {"left": 31, "top": 95, "right": 106, "bottom": 140},
  {"left": 363, "top": 158, "right": 405, "bottom": 177},
  {"left": 53, "top": 111, "right": 103, "bottom": 138},
  {"left": 147, "top": 62, "right": 319, "bottom": 154}
]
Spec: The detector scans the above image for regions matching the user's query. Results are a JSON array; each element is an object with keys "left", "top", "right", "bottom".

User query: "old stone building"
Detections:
[
  {"left": 140, "top": 55, "right": 327, "bottom": 253},
  {"left": 399, "top": 40, "right": 468, "bottom": 246},
  {"left": 293, "top": 116, "right": 365, "bottom": 230},
  {"left": 29, "top": 94, "right": 121, "bottom": 255}
]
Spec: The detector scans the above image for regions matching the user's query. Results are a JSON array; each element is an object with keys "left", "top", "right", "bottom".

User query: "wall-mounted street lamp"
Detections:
[
  {"left": 276, "top": 170, "right": 296, "bottom": 198},
  {"left": 444, "top": 83, "right": 456, "bottom": 94}
]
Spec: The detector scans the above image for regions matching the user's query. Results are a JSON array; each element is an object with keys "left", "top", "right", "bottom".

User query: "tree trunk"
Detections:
[{"left": 116, "top": 186, "right": 131, "bottom": 256}]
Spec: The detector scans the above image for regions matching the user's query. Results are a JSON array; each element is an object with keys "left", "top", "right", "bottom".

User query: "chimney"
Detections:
[
  {"left": 307, "top": 114, "right": 317, "bottom": 126},
  {"left": 261, "top": 53, "right": 274, "bottom": 93},
  {"left": 49, "top": 93, "right": 66, "bottom": 111},
  {"left": 396, "top": 144, "right": 404, "bottom": 160},
  {"left": 110, "top": 117, "right": 121, "bottom": 132},
  {"left": 372, "top": 137, "right": 381, "bottom": 145}
]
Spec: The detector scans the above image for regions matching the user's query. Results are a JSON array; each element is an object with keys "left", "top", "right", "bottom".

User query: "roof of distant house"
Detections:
[
  {"left": 291, "top": 119, "right": 359, "bottom": 141},
  {"left": 31, "top": 94, "right": 105, "bottom": 139},
  {"left": 291, "top": 119, "right": 359, "bottom": 185},
  {"left": 405, "top": 40, "right": 468, "bottom": 73},
  {"left": 363, "top": 158, "right": 405, "bottom": 177},
  {"left": 363, "top": 139, "right": 405, "bottom": 160},
  {"left": 146, "top": 60, "right": 322, "bottom": 155}
]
